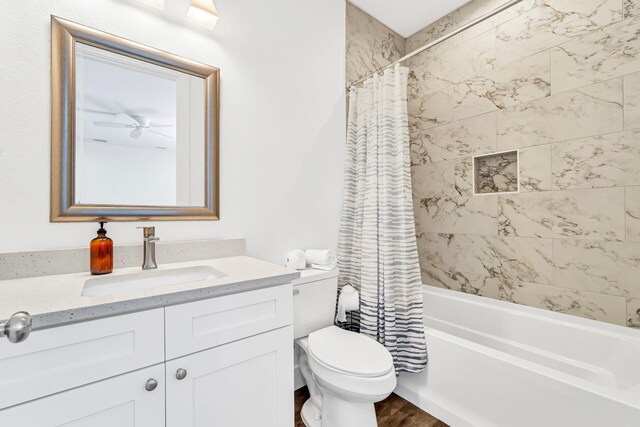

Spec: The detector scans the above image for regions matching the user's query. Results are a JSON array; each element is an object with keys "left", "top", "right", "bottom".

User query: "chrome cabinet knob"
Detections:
[
  {"left": 1, "top": 311, "right": 32, "bottom": 343},
  {"left": 176, "top": 368, "right": 187, "bottom": 380},
  {"left": 145, "top": 378, "right": 158, "bottom": 391}
]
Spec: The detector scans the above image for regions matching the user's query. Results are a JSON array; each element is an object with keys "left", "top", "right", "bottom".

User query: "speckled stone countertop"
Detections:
[{"left": 0, "top": 256, "right": 299, "bottom": 329}]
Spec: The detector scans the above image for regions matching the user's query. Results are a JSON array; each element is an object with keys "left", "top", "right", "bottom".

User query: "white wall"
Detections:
[{"left": 0, "top": 0, "right": 346, "bottom": 264}]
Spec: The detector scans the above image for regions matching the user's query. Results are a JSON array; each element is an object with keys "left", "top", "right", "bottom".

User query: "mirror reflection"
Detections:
[{"left": 74, "top": 42, "right": 205, "bottom": 207}]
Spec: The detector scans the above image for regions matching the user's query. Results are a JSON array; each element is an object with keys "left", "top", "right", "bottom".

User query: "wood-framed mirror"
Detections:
[{"left": 50, "top": 16, "right": 219, "bottom": 222}]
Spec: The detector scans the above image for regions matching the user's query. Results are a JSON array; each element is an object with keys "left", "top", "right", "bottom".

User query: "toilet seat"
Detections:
[
  {"left": 301, "top": 327, "right": 397, "bottom": 401},
  {"left": 307, "top": 326, "right": 394, "bottom": 377}
]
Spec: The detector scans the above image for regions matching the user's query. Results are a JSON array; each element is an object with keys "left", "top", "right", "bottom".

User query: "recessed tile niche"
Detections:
[{"left": 473, "top": 150, "right": 519, "bottom": 195}]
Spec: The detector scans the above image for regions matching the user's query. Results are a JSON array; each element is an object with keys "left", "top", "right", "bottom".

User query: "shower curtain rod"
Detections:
[{"left": 347, "top": 0, "right": 524, "bottom": 88}]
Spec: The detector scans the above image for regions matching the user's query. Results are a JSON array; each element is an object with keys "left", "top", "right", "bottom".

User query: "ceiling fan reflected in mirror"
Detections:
[{"left": 93, "top": 113, "right": 174, "bottom": 139}]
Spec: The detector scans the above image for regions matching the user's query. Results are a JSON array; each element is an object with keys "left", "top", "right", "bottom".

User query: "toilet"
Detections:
[{"left": 293, "top": 269, "right": 396, "bottom": 427}]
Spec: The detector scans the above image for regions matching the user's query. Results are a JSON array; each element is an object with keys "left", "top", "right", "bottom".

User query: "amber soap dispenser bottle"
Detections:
[{"left": 90, "top": 222, "right": 113, "bottom": 275}]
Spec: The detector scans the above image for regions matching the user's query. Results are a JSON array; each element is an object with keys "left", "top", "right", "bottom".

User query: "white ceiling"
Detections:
[
  {"left": 349, "top": 0, "right": 473, "bottom": 38},
  {"left": 78, "top": 43, "right": 178, "bottom": 150}
]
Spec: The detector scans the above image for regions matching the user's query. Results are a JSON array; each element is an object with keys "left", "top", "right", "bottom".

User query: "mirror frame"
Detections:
[{"left": 50, "top": 16, "right": 220, "bottom": 222}]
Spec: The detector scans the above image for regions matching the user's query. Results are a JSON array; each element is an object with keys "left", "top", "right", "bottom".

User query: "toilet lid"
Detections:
[{"left": 308, "top": 326, "right": 394, "bottom": 377}]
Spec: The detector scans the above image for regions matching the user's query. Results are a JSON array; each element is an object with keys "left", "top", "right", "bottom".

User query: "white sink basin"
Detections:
[{"left": 81, "top": 266, "right": 226, "bottom": 297}]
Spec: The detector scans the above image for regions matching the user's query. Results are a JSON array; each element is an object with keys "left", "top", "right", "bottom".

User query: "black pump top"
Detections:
[{"left": 98, "top": 221, "right": 107, "bottom": 234}]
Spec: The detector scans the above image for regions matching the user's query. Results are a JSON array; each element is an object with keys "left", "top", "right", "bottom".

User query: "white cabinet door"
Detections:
[
  {"left": 0, "top": 308, "right": 164, "bottom": 409},
  {"left": 166, "top": 326, "right": 293, "bottom": 427},
  {"left": 0, "top": 364, "right": 165, "bottom": 427}
]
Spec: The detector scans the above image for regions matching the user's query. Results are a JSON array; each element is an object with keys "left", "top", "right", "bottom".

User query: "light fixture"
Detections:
[
  {"left": 136, "top": 0, "right": 165, "bottom": 10},
  {"left": 186, "top": 0, "right": 220, "bottom": 29}
]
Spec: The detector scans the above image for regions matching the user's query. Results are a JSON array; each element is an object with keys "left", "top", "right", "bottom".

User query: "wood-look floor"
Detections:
[{"left": 294, "top": 387, "right": 449, "bottom": 427}]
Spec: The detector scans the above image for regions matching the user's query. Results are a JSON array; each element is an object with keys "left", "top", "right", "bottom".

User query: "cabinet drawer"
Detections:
[
  {"left": 0, "top": 308, "right": 164, "bottom": 409},
  {"left": 0, "top": 364, "right": 165, "bottom": 427},
  {"left": 165, "top": 284, "right": 292, "bottom": 359}
]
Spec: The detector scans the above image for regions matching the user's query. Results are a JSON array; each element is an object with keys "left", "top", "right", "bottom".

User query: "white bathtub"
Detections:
[{"left": 395, "top": 286, "right": 640, "bottom": 427}]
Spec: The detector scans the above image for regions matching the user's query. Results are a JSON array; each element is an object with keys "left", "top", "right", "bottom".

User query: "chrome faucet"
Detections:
[{"left": 138, "top": 226, "right": 159, "bottom": 270}]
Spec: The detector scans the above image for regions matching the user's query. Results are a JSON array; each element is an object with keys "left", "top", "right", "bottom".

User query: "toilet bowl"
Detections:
[{"left": 293, "top": 269, "right": 396, "bottom": 427}]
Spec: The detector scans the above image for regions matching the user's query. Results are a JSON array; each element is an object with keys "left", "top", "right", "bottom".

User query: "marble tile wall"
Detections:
[
  {"left": 625, "top": 71, "right": 640, "bottom": 129},
  {"left": 496, "top": 79, "right": 623, "bottom": 150},
  {"left": 410, "top": 112, "right": 497, "bottom": 165},
  {"left": 345, "top": 3, "right": 405, "bottom": 84},
  {"left": 416, "top": 195, "right": 498, "bottom": 235},
  {"left": 406, "top": 0, "right": 538, "bottom": 52},
  {"left": 628, "top": 298, "right": 640, "bottom": 327},
  {"left": 625, "top": 186, "right": 640, "bottom": 241},
  {"left": 519, "top": 145, "right": 551, "bottom": 192},
  {"left": 453, "top": 51, "right": 551, "bottom": 121},
  {"left": 495, "top": 0, "right": 622, "bottom": 66},
  {"left": 550, "top": 17, "right": 640, "bottom": 93},
  {"left": 406, "top": 0, "right": 640, "bottom": 327}
]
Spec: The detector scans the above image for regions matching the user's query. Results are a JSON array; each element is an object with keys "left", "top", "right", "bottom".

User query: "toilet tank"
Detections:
[{"left": 292, "top": 268, "right": 339, "bottom": 340}]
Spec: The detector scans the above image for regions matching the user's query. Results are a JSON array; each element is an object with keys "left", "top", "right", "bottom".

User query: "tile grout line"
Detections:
[
  {"left": 420, "top": 231, "right": 640, "bottom": 250},
  {"left": 415, "top": 185, "right": 630, "bottom": 203}
]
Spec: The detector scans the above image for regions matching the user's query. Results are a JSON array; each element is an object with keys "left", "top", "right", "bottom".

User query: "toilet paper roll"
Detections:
[
  {"left": 335, "top": 284, "right": 359, "bottom": 323},
  {"left": 286, "top": 249, "right": 306, "bottom": 270}
]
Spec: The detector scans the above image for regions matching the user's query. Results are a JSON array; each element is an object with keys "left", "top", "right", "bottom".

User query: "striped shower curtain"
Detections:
[{"left": 338, "top": 64, "right": 428, "bottom": 373}]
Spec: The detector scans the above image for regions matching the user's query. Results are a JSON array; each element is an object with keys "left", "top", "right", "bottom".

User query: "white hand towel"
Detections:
[
  {"left": 311, "top": 262, "right": 337, "bottom": 271},
  {"left": 305, "top": 249, "right": 336, "bottom": 266}
]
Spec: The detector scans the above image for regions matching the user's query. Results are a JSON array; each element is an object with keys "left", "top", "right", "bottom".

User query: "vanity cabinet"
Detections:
[{"left": 0, "top": 284, "right": 294, "bottom": 427}]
